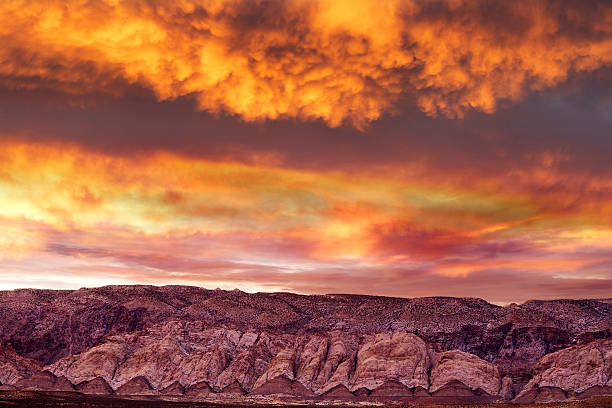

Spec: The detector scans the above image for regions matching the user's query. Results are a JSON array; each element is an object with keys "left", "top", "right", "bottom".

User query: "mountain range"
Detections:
[{"left": 0, "top": 285, "right": 611, "bottom": 404}]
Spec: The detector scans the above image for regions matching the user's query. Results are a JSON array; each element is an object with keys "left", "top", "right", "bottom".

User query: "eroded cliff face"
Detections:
[
  {"left": 39, "top": 325, "right": 481, "bottom": 396},
  {"left": 0, "top": 286, "right": 610, "bottom": 403},
  {"left": 0, "top": 344, "right": 42, "bottom": 385},
  {"left": 514, "top": 338, "right": 612, "bottom": 403},
  {"left": 430, "top": 350, "right": 500, "bottom": 396}
]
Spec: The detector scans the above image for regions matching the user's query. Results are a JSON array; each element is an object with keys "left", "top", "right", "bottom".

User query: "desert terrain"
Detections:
[{"left": 0, "top": 286, "right": 610, "bottom": 405}]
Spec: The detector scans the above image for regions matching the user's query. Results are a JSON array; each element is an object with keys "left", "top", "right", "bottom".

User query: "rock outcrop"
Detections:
[
  {"left": 0, "top": 285, "right": 610, "bottom": 403},
  {"left": 514, "top": 386, "right": 568, "bottom": 404},
  {"left": 320, "top": 384, "right": 355, "bottom": 400},
  {"left": 349, "top": 332, "right": 429, "bottom": 391},
  {"left": 160, "top": 381, "right": 184, "bottom": 395},
  {"left": 430, "top": 350, "right": 501, "bottom": 396},
  {"left": 515, "top": 338, "right": 612, "bottom": 401},
  {"left": 14, "top": 370, "right": 74, "bottom": 391},
  {"left": 218, "top": 380, "right": 246, "bottom": 396},
  {"left": 251, "top": 376, "right": 315, "bottom": 397},
  {"left": 185, "top": 381, "right": 212, "bottom": 397},
  {"left": 115, "top": 376, "right": 157, "bottom": 395},
  {"left": 46, "top": 341, "right": 128, "bottom": 385},
  {"left": 252, "top": 346, "right": 296, "bottom": 390},
  {"left": 75, "top": 377, "right": 114, "bottom": 395},
  {"left": 0, "top": 344, "right": 42, "bottom": 385},
  {"left": 369, "top": 380, "right": 413, "bottom": 398},
  {"left": 431, "top": 380, "right": 477, "bottom": 397}
]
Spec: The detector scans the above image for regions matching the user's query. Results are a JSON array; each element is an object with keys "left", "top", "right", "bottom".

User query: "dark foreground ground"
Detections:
[{"left": 0, "top": 392, "right": 611, "bottom": 408}]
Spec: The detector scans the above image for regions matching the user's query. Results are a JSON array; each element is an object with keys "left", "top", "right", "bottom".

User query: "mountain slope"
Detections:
[{"left": 0, "top": 285, "right": 610, "bottom": 403}]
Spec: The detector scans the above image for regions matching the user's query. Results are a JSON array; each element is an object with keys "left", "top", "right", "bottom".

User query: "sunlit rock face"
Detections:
[
  {"left": 514, "top": 338, "right": 612, "bottom": 403},
  {"left": 349, "top": 332, "right": 430, "bottom": 391},
  {"left": 0, "top": 344, "right": 42, "bottom": 385},
  {"left": 0, "top": 286, "right": 611, "bottom": 403},
  {"left": 430, "top": 350, "right": 501, "bottom": 396},
  {"left": 75, "top": 377, "right": 114, "bottom": 395}
]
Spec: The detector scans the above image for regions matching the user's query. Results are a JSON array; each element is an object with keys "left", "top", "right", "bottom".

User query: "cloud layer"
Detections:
[
  {"left": 2, "top": 140, "right": 612, "bottom": 303},
  {"left": 1, "top": 1, "right": 612, "bottom": 303},
  {"left": 1, "top": 0, "right": 611, "bottom": 126}
]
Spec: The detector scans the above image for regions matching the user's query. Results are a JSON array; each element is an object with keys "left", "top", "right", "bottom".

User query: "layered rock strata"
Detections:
[{"left": 0, "top": 286, "right": 609, "bottom": 403}]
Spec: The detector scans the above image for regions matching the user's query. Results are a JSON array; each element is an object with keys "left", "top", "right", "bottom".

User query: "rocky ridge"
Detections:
[{"left": 0, "top": 285, "right": 610, "bottom": 403}]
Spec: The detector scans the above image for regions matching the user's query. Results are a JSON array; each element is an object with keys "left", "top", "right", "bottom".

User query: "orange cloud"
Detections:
[
  {"left": 2, "top": 139, "right": 612, "bottom": 301},
  {"left": 1, "top": 0, "right": 610, "bottom": 127}
]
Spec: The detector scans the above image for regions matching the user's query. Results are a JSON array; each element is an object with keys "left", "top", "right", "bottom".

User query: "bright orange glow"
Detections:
[
  {"left": 2, "top": 140, "right": 612, "bottom": 301},
  {"left": 1, "top": 1, "right": 612, "bottom": 303},
  {"left": 0, "top": 0, "right": 610, "bottom": 127}
]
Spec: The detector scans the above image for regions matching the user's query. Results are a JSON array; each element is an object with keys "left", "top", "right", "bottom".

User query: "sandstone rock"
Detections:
[
  {"left": 431, "top": 380, "right": 475, "bottom": 397},
  {"left": 296, "top": 336, "right": 328, "bottom": 385},
  {"left": 218, "top": 380, "right": 245, "bottom": 396},
  {"left": 14, "top": 371, "right": 55, "bottom": 390},
  {"left": 160, "top": 381, "right": 185, "bottom": 395},
  {"left": 0, "top": 286, "right": 611, "bottom": 404},
  {"left": 111, "top": 336, "right": 185, "bottom": 390},
  {"left": 494, "top": 325, "right": 571, "bottom": 392},
  {"left": 314, "top": 334, "right": 355, "bottom": 390},
  {"left": 76, "top": 377, "right": 113, "bottom": 395},
  {"left": 215, "top": 347, "right": 267, "bottom": 391},
  {"left": 55, "top": 375, "right": 77, "bottom": 391},
  {"left": 1, "top": 286, "right": 609, "bottom": 369},
  {"left": 252, "top": 346, "right": 295, "bottom": 390},
  {"left": 349, "top": 332, "right": 429, "bottom": 391},
  {"left": 577, "top": 385, "right": 612, "bottom": 399},
  {"left": 369, "top": 380, "right": 412, "bottom": 397},
  {"left": 0, "top": 344, "right": 43, "bottom": 385},
  {"left": 320, "top": 384, "right": 355, "bottom": 399},
  {"left": 500, "top": 375, "right": 514, "bottom": 400},
  {"left": 237, "top": 332, "right": 259, "bottom": 350},
  {"left": 318, "top": 354, "right": 355, "bottom": 393},
  {"left": 112, "top": 328, "right": 242, "bottom": 390},
  {"left": 430, "top": 350, "right": 501, "bottom": 396},
  {"left": 185, "top": 381, "right": 212, "bottom": 397},
  {"left": 251, "top": 376, "right": 314, "bottom": 397},
  {"left": 534, "top": 387, "right": 567, "bottom": 403},
  {"left": 516, "top": 338, "right": 612, "bottom": 400},
  {"left": 353, "top": 387, "right": 370, "bottom": 398},
  {"left": 514, "top": 386, "right": 567, "bottom": 403},
  {"left": 46, "top": 341, "right": 128, "bottom": 385},
  {"left": 176, "top": 349, "right": 231, "bottom": 388},
  {"left": 115, "top": 376, "right": 157, "bottom": 395},
  {"left": 14, "top": 370, "right": 75, "bottom": 391}
]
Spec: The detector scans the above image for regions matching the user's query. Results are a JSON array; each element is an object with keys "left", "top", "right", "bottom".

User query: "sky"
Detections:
[{"left": 1, "top": 0, "right": 612, "bottom": 303}]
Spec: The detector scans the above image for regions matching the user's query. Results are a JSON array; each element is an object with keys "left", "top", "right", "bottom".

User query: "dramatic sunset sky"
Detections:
[{"left": 1, "top": 0, "right": 611, "bottom": 303}]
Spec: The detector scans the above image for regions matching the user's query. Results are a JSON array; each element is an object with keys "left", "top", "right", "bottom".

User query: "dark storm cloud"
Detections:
[{"left": 1, "top": 67, "right": 611, "bottom": 179}]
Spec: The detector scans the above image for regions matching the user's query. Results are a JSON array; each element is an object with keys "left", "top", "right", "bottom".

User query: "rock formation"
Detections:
[
  {"left": 185, "top": 381, "right": 212, "bottom": 397},
  {"left": 115, "top": 376, "right": 157, "bottom": 395},
  {"left": 430, "top": 350, "right": 501, "bottom": 396},
  {"left": 218, "top": 380, "right": 246, "bottom": 396},
  {"left": 251, "top": 376, "right": 315, "bottom": 397},
  {"left": 75, "top": 377, "right": 114, "bottom": 395},
  {"left": 46, "top": 341, "right": 128, "bottom": 386},
  {"left": 160, "top": 381, "right": 184, "bottom": 395},
  {"left": 0, "top": 344, "right": 42, "bottom": 385},
  {"left": 13, "top": 370, "right": 74, "bottom": 391},
  {"left": 320, "top": 384, "right": 355, "bottom": 400},
  {"left": 514, "top": 338, "right": 612, "bottom": 402},
  {"left": 0, "top": 285, "right": 610, "bottom": 403},
  {"left": 368, "top": 380, "right": 413, "bottom": 398},
  {"left": 349, "top": 332, "right": 429, "bottom": 391}
]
